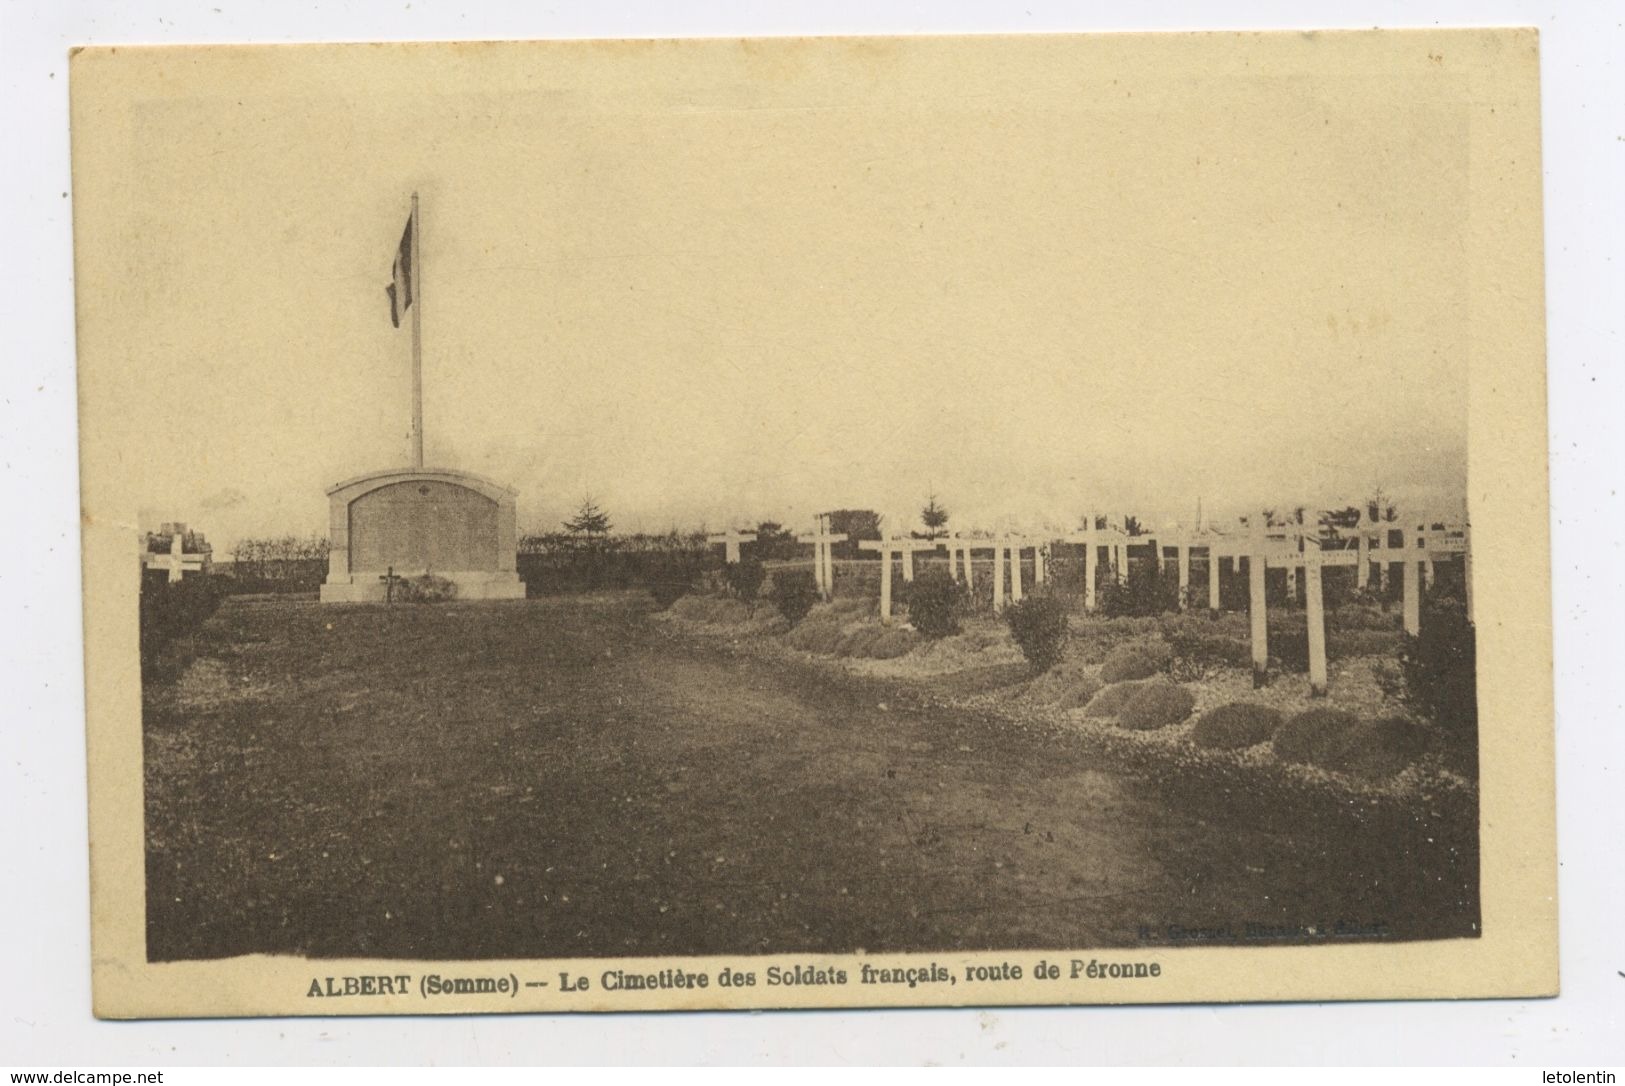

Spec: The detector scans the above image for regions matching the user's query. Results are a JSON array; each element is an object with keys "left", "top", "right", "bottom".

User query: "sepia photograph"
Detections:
[{"left": 69, "top": 29, "right": 1556, "bottom": 1018}]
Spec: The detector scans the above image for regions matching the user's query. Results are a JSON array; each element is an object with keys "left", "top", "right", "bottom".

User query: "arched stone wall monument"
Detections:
[{"left": 319, "top": 467, "right": 525, "bottom": 602}]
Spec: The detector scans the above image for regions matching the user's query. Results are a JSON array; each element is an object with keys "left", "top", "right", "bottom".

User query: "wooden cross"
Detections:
[
  {"left": 1263, "top": 527, "right": 1361, "bottom": 696},
  {"left": 1062, "top": 515, "right": 1130, "bottom": 611},
  {"left": 1356, "top": 509, "right": 1400, "bottom": 594},
  {"left": 945, "top": 533, "right": 982, "bottom": 591},
  {"left": 797, "top": 514, "right": 848, "bottom": 601},
  {"left": 143, "top": 533, "right": 206, "bottom": 584},
  {"left": 707, "top": 526, "right": 757, "bottom": 564},
  {"left": 1419, "top": 518, "right": 1473, "bottom": 622},
  {"left": 993, "top": 534, "right": 1052, "bottom": 610},
  {"left": 858, "top": 536, "right": 939, "bottom": 624},
  {"left": 1381, "top": 513, "right": 1472, "bottom": 634},
  {"left": 1156, "top": 524, "right": 1208, "bottom": 612},
  {"left": 1202, "top": 528, "right": 1268, "bottom": 616},
  {"left": 1014, "top": 533, "right": 1051, "bottom": 585},
  {"left": 378, "top": 565, "right": 404, "bottom": 605},
  {"left": 1198, "top": 515, "right": 1302, "bottom": 686},
  {"left": 993, "top": 536, "right": 1020, "bottom": 612}
]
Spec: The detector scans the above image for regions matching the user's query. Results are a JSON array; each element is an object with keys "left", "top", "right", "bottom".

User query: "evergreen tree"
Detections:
[
  {"left": 920, "top": 494, "right": 950, "bottom": 538},
  {"left": 564, "top": 496, "right": 612, "bottom": 537}
]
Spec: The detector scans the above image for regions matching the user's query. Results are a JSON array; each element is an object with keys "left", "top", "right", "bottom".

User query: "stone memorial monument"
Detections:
[{"left": 320, "top": 194, "right": 525, "bottom": 603}]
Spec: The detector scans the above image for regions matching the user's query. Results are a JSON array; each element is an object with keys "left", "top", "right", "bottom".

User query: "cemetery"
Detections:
[
  {"left": 139, "top": 492, "right": 1479, "bottom": 962},
  {"left": 656, "top": 503, "right": 1478, "bottom": 798},
  {"left": 129, "top": 193, "right": 1477, "bottom": 964}
]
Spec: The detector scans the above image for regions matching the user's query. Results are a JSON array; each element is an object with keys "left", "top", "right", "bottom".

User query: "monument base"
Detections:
[{"left": 319, "top": 570, "right": 527, "bottom": 603}]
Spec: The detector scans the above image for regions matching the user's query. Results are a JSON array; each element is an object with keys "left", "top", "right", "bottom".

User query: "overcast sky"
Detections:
[{"left": 86, "top": 38, "right": 1470, "bottom": 552}]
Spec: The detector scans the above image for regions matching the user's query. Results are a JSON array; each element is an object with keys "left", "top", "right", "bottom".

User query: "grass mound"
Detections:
[
  {"left": 670, "top": 595, "right": 751, "bottom": 624},
  {"left": 1191, "top": 702, "right": 1283, "bottom": 750},
  {"left": 779, "top": 602, "right": 919, "bottom": 660},
  {"left": 781, "top": 606, "right": 848, "bottom": 653},
  {"left": 668, "top": 594, "right": 788, "bottom": 635},
  {"left": 1272, "top": 708, "right": 1361, "bottom": 766},
  {"left": 868, "top": 628, "right": 920, "bottom": 659},
  {"left": 835, "top": 625, "right": 882, "bottom": 657},
  {"left": 1022, "top": 659, "right": 1104, "bottom": 709},
  {"left": 1159, "top": 613, "right": 1253, "bottom": 670},
  {"left": 1099, "top": 640, "right": 1173, "bottom": 683},
  {"left": 1335, "top": 717, "right": 1434, "bottom": 780},
  {"left": 1065, "top": 615, "right": 1164, "bottom": 664},
  {"left": 1118, "top": 680, "right": 1195, "bottom": 731},
  {"left": 1272, "top": 709, "right": 1428, "bottom": 779},
  {"left": 1055, "top": 674, "right": 1105, "bottom": 710},
  {"left": 1082, "top": 680, "right": 1146, "bottom": 718},
  {"left": 833, "top": 622, "right": 919, "bottom": 660}
]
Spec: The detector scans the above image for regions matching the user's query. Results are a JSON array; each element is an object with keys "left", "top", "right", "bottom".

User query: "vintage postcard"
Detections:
[{"left": 72, "top": 30, "right": 1555, "bottom": 1018}]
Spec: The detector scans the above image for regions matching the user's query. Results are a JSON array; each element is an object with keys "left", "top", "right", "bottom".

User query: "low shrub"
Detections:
[
  {"left": 1118, "top": 680, "right": 1196, "bottom": 731},
  {"left": 1083, "top": 680, "right": 1146, "bottom": 718},
  {"left": 721, "top": 558, "right": 767, "bottom": 601},
  {"left": 769, "top": 568, "right": 821, "bottom": 626},
  {"left": 1191, "top": 703, "right": 1283, "bottom": 750},
  {"left": 904, "top": 567, "right": 967, "bottom": 639},
  {"left": 399, "top": 573, "right": 458, "bottom": 603},
  {"left": 1099, "top": 639, "right": 1173, "bottom": 683},
  {"left": 1004, "top": 593, "right": 1070, "bottom": 673},
  {"left": 1096, "top": 560, "right": 1180, "bottom": 617}
]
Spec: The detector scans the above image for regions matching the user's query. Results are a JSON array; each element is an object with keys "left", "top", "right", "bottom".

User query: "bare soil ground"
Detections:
[{"left": 144, "top": 593, "right": 1474, "bottom": 962}]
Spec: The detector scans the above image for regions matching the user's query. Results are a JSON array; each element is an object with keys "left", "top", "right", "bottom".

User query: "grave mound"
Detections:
[
  {"left": 1191, "top": 703, "right": 1283, "bottom": 749},
  {"left": 1099, "top": 640, "right": 1173, "bottom": 683},
  {"left": 1118, "top": 680, "right": 1196, "bottom": 730},
  {"left": 1082, "top": 680, "right": 1147, "bottom": 718}
]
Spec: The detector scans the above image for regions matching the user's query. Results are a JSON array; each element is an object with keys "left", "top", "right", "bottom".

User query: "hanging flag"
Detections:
[{"left": 384, "top": 212, "right": 414, "bottom": 327}]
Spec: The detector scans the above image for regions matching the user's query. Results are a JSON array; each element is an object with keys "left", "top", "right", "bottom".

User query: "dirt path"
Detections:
[{"left": 145, "top": 596, "right": 1442, "bottom": 961}]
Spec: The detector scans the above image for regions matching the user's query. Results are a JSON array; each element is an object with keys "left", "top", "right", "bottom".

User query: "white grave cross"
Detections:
[
  {"left": 144, "top": 533, "right": 206, "bottom": 584},
  {"left": 797, "top": 515, "right": 847, "bottom": 601},
  {"left": 1063, "top": 515, "right": 1130, "bottom": 611},
  {"left": 859, "top": 536, "right": 939, "bottom": 624},
  {"left": 1264, "top": 527, "right": 1361, "bottom": 697},
  {"left": 708, "top": 527, "right": 758, "bottom": 564}
]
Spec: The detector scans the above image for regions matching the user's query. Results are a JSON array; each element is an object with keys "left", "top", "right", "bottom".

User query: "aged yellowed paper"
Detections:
[{"left": 73, "top": 29, "right": 1554, "bottom": 1017}]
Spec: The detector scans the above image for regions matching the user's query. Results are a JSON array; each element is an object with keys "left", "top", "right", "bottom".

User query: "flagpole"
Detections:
[{"left": 410, "top": 191, "right": 424, "bottom": 469}]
